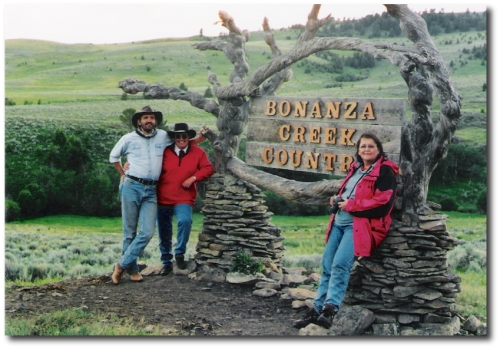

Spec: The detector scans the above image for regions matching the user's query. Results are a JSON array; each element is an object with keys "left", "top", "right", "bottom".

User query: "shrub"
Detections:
[
  {"left": 17, "top": 183, "right": 47, "bottom": 217},
  {"left": 431, "top": 143, "right": 487, "bottom": 185},
  {"left": 179, "top": 82, "right": 188, "bottom": 91},
  {"left": 230, "top": 251, "right": 262, "bottom": 275},
  {"left": 5, "top": 260, "right": 24, "bottom": 281},
  {"left": 440, "top": 197, "right": 458, "bottom": 211},
  {"left": 282, "top": 254, "right": 322, "bottom": 271},
  {"left": 119, "top": 107, "right": 136, "bottom": 130},
  {"left": 5, "top": 97, "right": 16, "bottom": 106},
  {"left": 5, "top": 199, "right": 21, "bottom": 222},
  {"left": 27, "top": 263, "right": 49, "bottom": 282},
  {"left": 447, "top": 239, "right": 486, "bottom": 271},
  {"left": 203, "top": 87, "right": 213, "bottom": 98},
  {"left": 476, "top": 189, "right": 487, "bottom": 213}
]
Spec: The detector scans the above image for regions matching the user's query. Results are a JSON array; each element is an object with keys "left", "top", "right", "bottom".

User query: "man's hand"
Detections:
[
  {"left": 182, "top": 176, "right": 197, "bottom": 189},
  {"left": 191, "top": 127, "right": 211, "bottom": 145}
]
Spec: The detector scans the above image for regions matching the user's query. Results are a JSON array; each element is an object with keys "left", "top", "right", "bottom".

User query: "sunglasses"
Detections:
[{"left": 175, "top": 133, "right": 188, "bottom": 140}]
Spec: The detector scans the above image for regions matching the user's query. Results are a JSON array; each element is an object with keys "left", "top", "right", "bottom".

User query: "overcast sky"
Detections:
[{"left": 3, "top": 1, "right": 489, "bottom": 44}]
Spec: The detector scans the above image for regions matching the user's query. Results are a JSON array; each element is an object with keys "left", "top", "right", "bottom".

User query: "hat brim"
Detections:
[
  {"left": 168, "top": 129, "right": 197, "bottom": 139},
  {"left": 132, "top": 111, "right": 163, "bottom": 128}
]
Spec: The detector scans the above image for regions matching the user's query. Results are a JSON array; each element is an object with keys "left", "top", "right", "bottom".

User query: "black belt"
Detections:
[{"left": 126, "top": 175, "right": 158, "bottom": 186}]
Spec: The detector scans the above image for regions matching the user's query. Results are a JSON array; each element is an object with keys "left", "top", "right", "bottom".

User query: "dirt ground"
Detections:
[{"left": 5, "top": 271, "right": 303, "bottom": 337}]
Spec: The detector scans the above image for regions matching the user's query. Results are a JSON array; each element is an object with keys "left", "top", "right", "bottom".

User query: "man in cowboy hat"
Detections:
[
  {"left": 109, "top": 107, "right": 204, "bottom": 284},
  {"left": 156, "top": 122, "right": 213, "bottom": 274}
]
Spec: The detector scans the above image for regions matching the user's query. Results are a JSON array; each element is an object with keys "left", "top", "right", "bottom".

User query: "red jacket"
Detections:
[
  {"left": 325, "top": 156, "right": 399, "bottom": 257},
  {"left": 157, "top": 144, "right": 214, "bottom": 206}
]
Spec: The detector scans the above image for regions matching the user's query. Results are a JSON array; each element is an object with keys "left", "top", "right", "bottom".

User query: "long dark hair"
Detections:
[{"left": 355, "top": 133, "right": 386, "bottom": 164}]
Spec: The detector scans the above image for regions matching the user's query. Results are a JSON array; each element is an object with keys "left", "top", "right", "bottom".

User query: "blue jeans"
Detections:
[
  {"left": 118, "top": 177, "right": 158, "bottom": 273},
  {"left": 157, "top": 204, "right": 193, "bottom": 266},
  {"left": 313, "top": 223, "right": 355, "bottom": 314}
]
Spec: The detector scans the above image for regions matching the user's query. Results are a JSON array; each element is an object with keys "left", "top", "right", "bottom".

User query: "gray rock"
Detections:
[
  {"left": 398, "top": 314, "right": 420, "bottom": 324},
  {"left": 291, "top": 300, "right": 308, "bottom": 309},
  {"left": 476, "top": 323, "right": 487, "bottom": 336},
  {"left": 286, "top": 288, "right": 316, "bottom": 300},
  {"left": 372, "top": 323, "right": 400, "bottom": 336},
  {"left": 400, "top": 323, "right": 454, "bottom": 336},
  {"left": 298, "top": 323, "right": 329, "bottom": 336},
  {"left": 194, "top": 264, "right": 226, "bottom": 283},
  {"left": 463, "top": 315, "right": 482, "bottom": 332},
  {"left": 255, "top": 281, "right": 281, "bottom": 290},
  {"left": 449, "top": 316, "right": 461, "bottom": 335},
  {"left": 328, "top": 305, "right": 375, "bottom": 336},
  {"left": 225, "top": 272, "right": 266, "bottom": 285},
  {"left": 281, "top": 273, "right": 307, "bottom": 286},
  {"left": 252, "top": 288, "right": 278, "bottom": 297}
]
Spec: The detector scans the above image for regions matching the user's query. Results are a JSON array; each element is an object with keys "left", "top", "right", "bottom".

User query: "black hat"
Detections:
[
  {"left": 167, "top": 123, "right": 197, "bottom": 139},
  {"left": 132, "top": 106, "right": 163, "bottom": 128}
]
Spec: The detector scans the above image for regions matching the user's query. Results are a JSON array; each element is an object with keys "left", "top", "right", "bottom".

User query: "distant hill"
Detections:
[{"left": 5, "top": 10, "right": 487, "bottom": 117}]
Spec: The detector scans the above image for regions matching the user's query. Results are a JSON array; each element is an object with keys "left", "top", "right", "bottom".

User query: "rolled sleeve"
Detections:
[{"left": 109, "top": 136, "right": 127, "bottom": 163}]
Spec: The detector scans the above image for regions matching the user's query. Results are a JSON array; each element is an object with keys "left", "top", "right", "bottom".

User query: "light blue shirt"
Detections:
[
  {"left": 334, "top": 165, "right": 372, "bottom": 225},
  {"left": 109, "top": 129, "right": 172, "bottom": 180}
]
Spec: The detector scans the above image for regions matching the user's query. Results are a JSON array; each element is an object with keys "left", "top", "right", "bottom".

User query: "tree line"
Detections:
[{"left": 313, "top": 8, "right": 486, "bottom": 38}]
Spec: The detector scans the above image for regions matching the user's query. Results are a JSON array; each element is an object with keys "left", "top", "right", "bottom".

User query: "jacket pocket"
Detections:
[{"left": 370, "top": 216, "right": 389, "bottom": 234}]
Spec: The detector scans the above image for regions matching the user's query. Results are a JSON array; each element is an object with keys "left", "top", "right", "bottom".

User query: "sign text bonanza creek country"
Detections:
[{"left": 246, "top": 97, "right": 405, "bottom": 175}]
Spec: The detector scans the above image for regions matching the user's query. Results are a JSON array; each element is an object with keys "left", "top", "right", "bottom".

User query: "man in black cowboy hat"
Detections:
[
  {"left": 109, "top": 106, "right": 205, "bottom": 284},
  {"left": 156, "top": 122, "right": 213, "bottom": 273}
]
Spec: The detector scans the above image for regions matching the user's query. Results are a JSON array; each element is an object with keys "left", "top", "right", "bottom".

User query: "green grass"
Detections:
[
  {"left": 8, "top": 215, "right": 123, "bottom": 234},
  {"left": 454, "top": 127, "right": 487, "bottom": 144},
  {"left": 454, "top": 269, "right": 487, "bottom": 322},
  {"left": 6, "top": 309, "right": 169, "bottom": 336},
  {"left": 271, "top": 215, "right": 329, "bottom": 256},
  {"left": 443, "top": 211, "right": 487, "bottom": 241}
]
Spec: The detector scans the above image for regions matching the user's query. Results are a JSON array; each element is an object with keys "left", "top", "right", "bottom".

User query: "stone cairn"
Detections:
[
  {"left": 344, "top": 208, "right": 462, "bottom": 331},
  {"left": 194, "top": 173, "right": 285, "bottom": 279}
]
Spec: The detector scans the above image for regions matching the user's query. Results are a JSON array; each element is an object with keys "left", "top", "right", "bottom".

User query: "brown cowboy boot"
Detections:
[
  {"left": 112, "top": 263, "right": 124, "bottom": 285},
  {"left": 130, "top": 272, "right": 143, "bottom": 282}
]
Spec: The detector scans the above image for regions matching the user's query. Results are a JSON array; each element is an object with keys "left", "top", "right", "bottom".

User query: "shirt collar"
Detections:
[
  {"left": 135, "top": 128, "right": 157, "bottom": 138},
  {"left": 174, "top": 145, "right": 189, "bottom": 156}
]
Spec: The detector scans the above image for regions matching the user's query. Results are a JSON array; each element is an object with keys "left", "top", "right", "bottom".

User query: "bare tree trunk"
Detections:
[{"left": 385, "top": 5, "right": 461, "bottom": 222}]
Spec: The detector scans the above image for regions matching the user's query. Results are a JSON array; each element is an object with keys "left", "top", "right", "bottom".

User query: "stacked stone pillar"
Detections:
[
  {"left": 194, "top": 173, "right": 285, "bottom": 276},
  {"left": 344, "top": 213, "right": 462, "bottom": 326}
]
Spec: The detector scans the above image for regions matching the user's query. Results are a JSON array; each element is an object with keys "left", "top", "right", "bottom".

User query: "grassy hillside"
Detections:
[{"left": 5, "top": 28, "right": 487, "bottom": 125}]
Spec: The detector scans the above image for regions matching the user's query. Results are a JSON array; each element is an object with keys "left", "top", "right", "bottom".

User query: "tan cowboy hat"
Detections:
[{"left": 132, "top": 105, "right": 163, "bottom": 128}]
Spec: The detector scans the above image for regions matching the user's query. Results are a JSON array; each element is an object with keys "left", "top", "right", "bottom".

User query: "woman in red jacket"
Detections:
[
  {"left": 156, "top": 123, "right": 214, "bottom": 275},
  {"left": 294, "top": 133, "right": 399, "bottom": 330}
]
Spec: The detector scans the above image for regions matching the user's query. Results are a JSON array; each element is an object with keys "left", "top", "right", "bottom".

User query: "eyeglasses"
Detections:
[{"left": 175, "top": 133, "right": 188, "bottom": 140}]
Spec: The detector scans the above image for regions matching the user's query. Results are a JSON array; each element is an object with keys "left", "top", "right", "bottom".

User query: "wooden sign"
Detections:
[{"left": 246, "top": 97, "right": 405, "bottom": 175}]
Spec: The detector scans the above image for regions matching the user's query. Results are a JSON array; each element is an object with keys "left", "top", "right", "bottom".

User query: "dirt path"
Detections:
[{"left": 5, "top": 272, "right": 302, "bottom": 336}]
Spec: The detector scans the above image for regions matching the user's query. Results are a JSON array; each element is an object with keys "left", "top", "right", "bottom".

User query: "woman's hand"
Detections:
[{"left": 337, "top": 199, "right": 348, "bottom": 211}]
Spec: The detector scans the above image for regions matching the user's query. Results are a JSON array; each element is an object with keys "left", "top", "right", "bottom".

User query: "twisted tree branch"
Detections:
[{"left": 227, "top": 157, "right": 341, "bottom": 205}]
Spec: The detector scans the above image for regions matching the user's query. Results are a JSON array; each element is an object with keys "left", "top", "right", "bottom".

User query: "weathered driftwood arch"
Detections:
[{"left": 119, "top": 4, "right": 461, "bottom": 225}]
